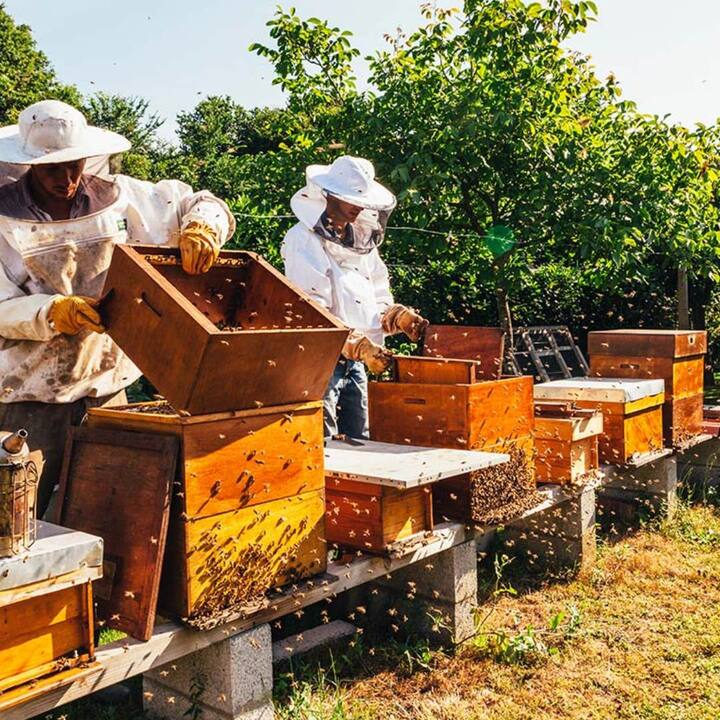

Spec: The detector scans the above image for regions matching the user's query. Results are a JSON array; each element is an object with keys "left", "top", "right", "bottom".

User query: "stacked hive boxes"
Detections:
[
  {"left": 534, "top": 402, "right": 603, "bottom": 484},
  {"left": 0, "top": 523, "right": 101, "bottom": 700},
  {"left": 82, "top": 245, "right": 348, "bottom": 622},
  {"left": 588, "top": 329, "right": 706, "bottom": 448},
  {"left": 534, "top": 378, "right": 665, "bottom": 465}
]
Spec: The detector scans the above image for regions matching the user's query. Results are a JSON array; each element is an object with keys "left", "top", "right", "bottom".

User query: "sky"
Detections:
[{"left": 4, "top": 0, "right": 720, "bottom": 141}]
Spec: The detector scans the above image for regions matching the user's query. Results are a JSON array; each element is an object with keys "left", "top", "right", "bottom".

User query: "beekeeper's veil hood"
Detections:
[
  {"left": 291, "top": 155, "right": 397, "bottom": 254},
  {"left": 0, "top": 100, "right": 130, "bottom": 166}
]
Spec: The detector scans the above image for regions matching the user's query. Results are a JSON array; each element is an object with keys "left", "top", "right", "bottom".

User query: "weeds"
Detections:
[{"left": 471, "top": 552, "right": 582, "bottom": 665}]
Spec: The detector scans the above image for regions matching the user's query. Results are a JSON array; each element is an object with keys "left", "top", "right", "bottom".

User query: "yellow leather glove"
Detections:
[
  {"left": 179, "top": 222, "right": 220, "bottom": 275},
  {"left": 382, "top": 304, "right": 429, "bottom": 343},
  {"left": 49, "top": 296, "right": 105, "bottom": 335},
  {"left": 343, "top": 333, "right": 393, "bottom": 375}
]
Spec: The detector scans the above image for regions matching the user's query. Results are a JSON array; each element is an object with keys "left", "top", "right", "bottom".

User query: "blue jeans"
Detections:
[{"left": 323, "top": 358, "right": 369, "bottom": 439}]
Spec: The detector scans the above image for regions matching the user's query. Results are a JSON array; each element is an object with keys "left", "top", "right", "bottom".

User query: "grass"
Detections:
[
  {"left": 40, "top": 501, "right": 720, "bottom": 720},
  {"left": 272, "top": 501, "right": 720, "bottom": 720}
]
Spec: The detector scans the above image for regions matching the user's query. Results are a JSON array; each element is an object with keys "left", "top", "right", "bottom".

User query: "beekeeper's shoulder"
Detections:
[{"left": 282, "top": 222, "right": 326, "bottom": 259}]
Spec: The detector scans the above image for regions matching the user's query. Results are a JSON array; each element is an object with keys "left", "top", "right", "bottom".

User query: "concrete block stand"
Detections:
[
  {"left": 677, "top": 437, "right": 720, "bottom": 499},
  {"left": 598, "top": 457, "right": 678, "bottom": 530},
  {"left": 144, "top": 625, "right": 274, "bottom": 720},
  {"left": 373, "top": 539, "right": 478, "bottom": 646},
  {"left": 503, "top": 484, "right": 597, "bottom": 574}
]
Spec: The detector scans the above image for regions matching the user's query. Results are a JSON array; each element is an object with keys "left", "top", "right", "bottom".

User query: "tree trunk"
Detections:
[
  {"left": 677, "top": 267, "right": 690, "bottom": 330},
  {"left": 496, "top": 285, "right": 513, "bottom": 346}
]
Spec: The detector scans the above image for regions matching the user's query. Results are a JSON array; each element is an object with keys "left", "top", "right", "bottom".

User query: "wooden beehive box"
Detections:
[
  {"left": 534, "top": 402, "right": 603, "bottom": 485},
  {"left": 101, "top": 245, "right": 349, "bottom": 415},
  {"left": 0, "top": 522, "right": 100, "bottom": 696},
  {"left": 369, "top": 357, "right": 535, "bottom": 524},
  {"left": 534, "top": 378, "right": 665, "bottom": 465},
  {"left": 422, "top": 325, "right": 505, "bottom": 380},
  {"left": 371, "top": 357, "right": 534, "bottom": 456},
  {"left": 323, "top": 439, "right": 508, "bottom": 554},
  {"left": 588, "top": 329, "right": 706, "bottom": 447},
  {"left": 87, "top": 400, "right": 327, "bottom": 620}
]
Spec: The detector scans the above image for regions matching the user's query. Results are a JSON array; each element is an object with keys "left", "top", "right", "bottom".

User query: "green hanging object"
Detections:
[{"left": 484, "top": 225, "right": 516, "bottom": 258}]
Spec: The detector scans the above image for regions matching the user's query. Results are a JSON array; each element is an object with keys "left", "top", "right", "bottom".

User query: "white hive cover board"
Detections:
[
  {"left": 0, "top": 520, "right": 103, "bottom": 600},
  {"left": 324, "top": 438, "right": 509, "bottom": 488},
  {"left": 533, "top": 377, "right": 665, "bottom": 404}
]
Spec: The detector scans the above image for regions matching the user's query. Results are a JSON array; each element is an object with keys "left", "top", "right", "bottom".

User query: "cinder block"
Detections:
[
  {"left": 272, "top": 621, "right": 358, "bottom": 664},
  {"left": 503, "top": 524, "right": 596, "bottom": 573},
  {"left": 677, "top": 437, "right": 720, "bottom": 468},
  {"left": 372, "top": 540, "right": 478, "bottom": 646},
  {"left": 507, "top": 486, "right": 596, "bottom": 540},
  {"left": 602, "top": 457, "right": 677, "bottom": 494},
  {"left": 599, "top": 486, "right": 677, "bottom": 521},
  {"left": 143, "top": 625, "right": 273, "bottom": 720},
  {"left": 378, "top": 540, "right": 477, "bottom": 604}
]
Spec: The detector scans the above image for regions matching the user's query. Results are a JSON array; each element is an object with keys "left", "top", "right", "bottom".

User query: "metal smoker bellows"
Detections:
[{"left": 0, "top": 429, "right": 38, "bottom": 557}]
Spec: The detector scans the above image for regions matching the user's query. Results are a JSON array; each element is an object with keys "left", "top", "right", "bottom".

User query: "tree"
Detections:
[
  {"left": 251, "top": 1, "right": 720, "bottom": 340},
  {"left": 0, "top": 4, "right": 80, "bottom": 123},
  {"left": 84, "top": 93, "right": 164, "bottom": 155}
]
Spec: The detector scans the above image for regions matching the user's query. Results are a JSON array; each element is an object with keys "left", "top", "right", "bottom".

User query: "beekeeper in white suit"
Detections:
[
  {"left": 282, "top": 155, "right": 428, "bottom": 439},
  {"left": 0, "top": 100, "right": 235, "bottom": 516}
]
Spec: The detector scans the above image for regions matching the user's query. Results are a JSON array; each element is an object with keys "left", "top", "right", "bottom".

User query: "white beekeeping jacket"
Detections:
[
  {"left": 281, "top": 185, "right": 393, "bottom": 346},
  {"left": 0, "top": 174, "right": 235, "bottom": 404}
]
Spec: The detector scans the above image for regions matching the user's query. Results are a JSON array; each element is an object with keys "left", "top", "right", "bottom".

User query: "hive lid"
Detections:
[
  {"left": 324, "top": 438, "right": 509, "bottom": 488},
  {"left": 0, "top": 521, "right": 103, "bottom": 604},
  {"left": 101, "top": 245, "right": 349, "bottom": 414},
  {"left": 588, "top": 329, "right": 707, "bottom": 358},
  {"left": 534, "top": 377, "right": 664, "bottom": 404}
]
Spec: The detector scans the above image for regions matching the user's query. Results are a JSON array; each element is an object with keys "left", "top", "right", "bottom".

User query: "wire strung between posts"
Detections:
[{"left": 233, "top": 212, "right": 486, "bottom": 239}]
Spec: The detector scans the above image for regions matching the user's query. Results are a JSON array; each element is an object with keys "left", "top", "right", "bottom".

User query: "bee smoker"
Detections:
[{"left": 0, "top": 429, "right": 39, "bottom": 557}]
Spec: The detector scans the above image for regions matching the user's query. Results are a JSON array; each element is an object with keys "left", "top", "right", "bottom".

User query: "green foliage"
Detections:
[
  {"left": 472, "top": 552, "right": 582, "bottom": 665},
  {"left": 0, "top": 4, "right": 81, "bottom": 123},
  {"left": 249, "top": 1, "right": 720, "bottom": 335}
]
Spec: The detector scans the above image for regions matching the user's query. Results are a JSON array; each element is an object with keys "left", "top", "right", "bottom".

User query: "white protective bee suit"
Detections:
[
  {"left": 0, "top": 100, "right": 235, "bottom": 516},
  {"left": 0, "top": 174, "right": 233, "bottom": 402},
  {"left": 281, "top": 156, "right": 398, "bottom": 439}
]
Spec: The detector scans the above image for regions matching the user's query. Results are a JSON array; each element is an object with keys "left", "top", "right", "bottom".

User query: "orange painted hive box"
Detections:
[
  {"left": 369, "top": 356, "right": 536, "bottom": 523},
  {"left": 588, "top": 329, "right": 706, "bottom": 447},
  {"left": 87, "top": 400, "right": 326, "bottom": 620},
  {"left": 0, "top": 523, "right": 100, "bottom": 700},
  {"left": 533, "top": 378, "right": 665, "bottom": 465},
  {"left": 101, "top": 245, "right": 349, "bottom": 415},
  {"left": 534, "top": 402, "right": 603, "bottom": 485},
  {"left": 323, "top": 439, "right": 508, "bottom": 554}
]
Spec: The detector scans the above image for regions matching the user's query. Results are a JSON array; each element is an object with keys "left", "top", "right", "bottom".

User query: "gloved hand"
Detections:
[
  {"left": 49, "top": 296, "right": 105, "bottom": 335},
  {"left": 343, "top": 334, "right": 393, "bottom": 375},
  {"left": 179, "top": 221, "right": 220, "bottom": 275},
  {"left": 382, "top": 304, "right": 429, "bottom": 342}
]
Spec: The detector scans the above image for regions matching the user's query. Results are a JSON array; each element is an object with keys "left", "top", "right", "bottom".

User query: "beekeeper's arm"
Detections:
[
  {"left": 0, "top": 261, "right": 57, "bottom": 341},
  {"left": 119, "top": 176, "right": 236, "bottom": 274},
  {"left": 371, "top": 250, "right": 429, "bottom": 342}
]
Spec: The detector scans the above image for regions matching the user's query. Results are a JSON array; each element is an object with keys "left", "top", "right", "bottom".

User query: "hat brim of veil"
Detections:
[
  {"left": 0, "top": 124, "right": 131, "bottom": 165},
  {"left": 307, "top": 164, "right": 397, "bottom": 212}
]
